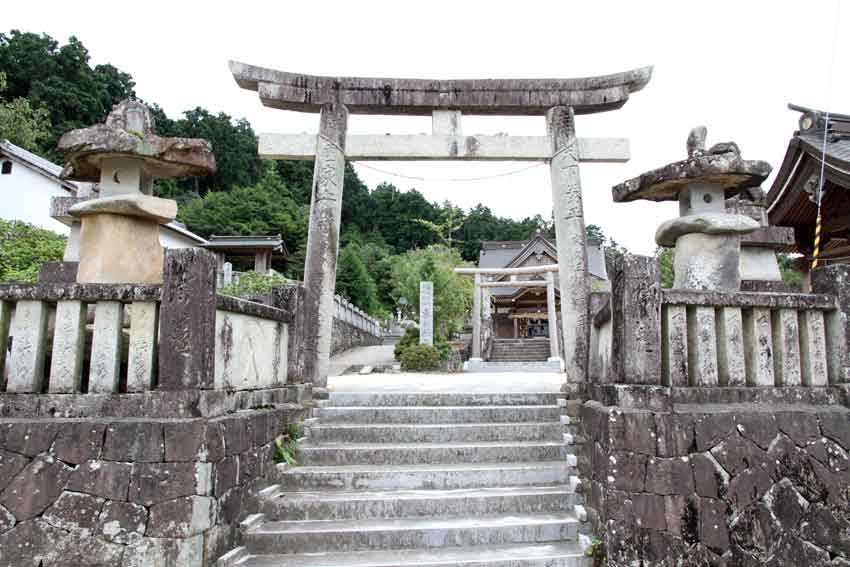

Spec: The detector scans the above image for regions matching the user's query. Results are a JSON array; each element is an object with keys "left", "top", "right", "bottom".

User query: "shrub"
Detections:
[
  {"left": 435, "top": 340, "right": 453, "bottom": 361},
  {"left": 0, "top": 219, "right": 66, "bottom": 283},
  {"left": 393, "top": 327, "right": 420, "bottom": 360},
  {"left": 219, "top": 271, "right": 289, "bottom": 297},
  {"left": 399, "top": 344, "right": 440, "bottom": 371}
]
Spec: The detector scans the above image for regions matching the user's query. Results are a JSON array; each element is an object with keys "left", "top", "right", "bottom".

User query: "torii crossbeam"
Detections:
[{"left": 230, "top": 61, "right": 652, "bottom": 391}]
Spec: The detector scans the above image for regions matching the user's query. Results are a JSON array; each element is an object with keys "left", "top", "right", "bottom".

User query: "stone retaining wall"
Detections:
[
  {"left": 331, "top": 317, "right": 382, "bottom": 356},
  {"left": 0, "top": 387, "right": 311, "bottom": 567},
  {"left": 580, "top": 400, "right": 850, "bottom": 566}
]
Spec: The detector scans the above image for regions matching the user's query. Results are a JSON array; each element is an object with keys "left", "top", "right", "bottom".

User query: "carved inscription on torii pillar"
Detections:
[{"left": 230, "top": 61, "right": 652, "bottom": 390}]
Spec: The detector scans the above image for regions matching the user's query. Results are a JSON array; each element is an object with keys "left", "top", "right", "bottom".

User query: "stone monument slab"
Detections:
[{"left": 419, "top": 281, "right": 434, "bottom": 346}]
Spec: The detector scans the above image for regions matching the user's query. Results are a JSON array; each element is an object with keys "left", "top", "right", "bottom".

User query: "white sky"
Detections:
[{"left": 6, "top": 0, "right": 849, "bottom": 254}]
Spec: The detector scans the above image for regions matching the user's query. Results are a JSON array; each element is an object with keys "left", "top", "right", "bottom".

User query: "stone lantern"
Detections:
[
  {"left": 57, "top": 100, "right": 215, "bottom": 283},
  {"left": 612, "top": 127, "right": 771, "bottom": 291}
]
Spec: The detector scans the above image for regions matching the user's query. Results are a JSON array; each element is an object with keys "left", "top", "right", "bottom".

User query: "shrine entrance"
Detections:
[{"left": 230, "top": 61, "right": 652, "bottom": 389}]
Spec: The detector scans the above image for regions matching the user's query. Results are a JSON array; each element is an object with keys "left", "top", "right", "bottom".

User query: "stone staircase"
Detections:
[
  {"left": 219, "top": 391, "right": 590, "bottom": 567},
  {"left": 489, "top": 339, "right": 551, "bottom": 362}
]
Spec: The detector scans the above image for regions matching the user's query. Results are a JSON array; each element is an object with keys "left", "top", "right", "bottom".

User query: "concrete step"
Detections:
[
  {"left": 466, "top": 362, "right": 562, "bottom": 373},
  {"left": 225, "top": 542, "right": 591, "bottom": 567},
  {"left": 276, "top": 462, "right": 572, "bottom": 491},
  {"left": 325, "top": 392, "right": 559, "bottom": 407},
  {"left": 490, "top": 350, "right": 550, "bottom": 355},
  {"left": 316, "top": 405, "right": 562, "bottom": 424},
  {"left": 306, "top": 422, "right": 562, "bottom": 444},
  {"left": 243, "top": 512, "right": 581, "bottom": 554},
  {"left": 297, "top": 442, "right": 567, "bottom": 466},
  {"left": 258, "top": 485, "right": 579, "bottom": 521},
  {"left": 489, "top": 357, "right": 550, "bottom": 362}
]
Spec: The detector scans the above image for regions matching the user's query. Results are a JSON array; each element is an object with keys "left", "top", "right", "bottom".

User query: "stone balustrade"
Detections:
[
  {"left": 333, "top": 295, "right": 381, "bottom": 336},
  {"left": 0, "top": 284, "right": 162, "bottom": 395},
  {"left": 0, "top": 249, "right": 294, "bottom": 397},
  {"left": 600, "top": 255, "right": 850, "bottom": 393},
  {"left": 661, "top": 290, "right": 840, "bottom": 388}
]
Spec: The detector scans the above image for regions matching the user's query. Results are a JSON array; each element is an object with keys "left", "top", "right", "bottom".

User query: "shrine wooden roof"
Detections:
[{"left": 766, "top": 104, "right": 850, "bottom": 257}]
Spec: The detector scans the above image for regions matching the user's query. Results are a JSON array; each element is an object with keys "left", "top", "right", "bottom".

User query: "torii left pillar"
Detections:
[
  {"left": 548, "top": 106, "right": 589, "bottom": 384},
  {"left": 302, "top": 103, "right": 348, "bottom": 393}
]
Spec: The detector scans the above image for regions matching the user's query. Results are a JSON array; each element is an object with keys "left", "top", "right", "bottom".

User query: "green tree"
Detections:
[
  {"left": 0, "top": 219, "right": 66, "bottom": 282},
  {"left": 586, "top": 223, "right": 629, "bottom": 267},
  {"left": 415, "top": 201, "right": 466, "bottom": 247},
  {"left": 178, "top": 161, "right": 307, "bottom": 276},
  {"left": 156, "top": 107, "right": 261, "bottom": 197},
  {"left": 0, "top": 31, "right": 136, "bottom": 159},
  {"left": 336, "top": 243, "right": 383, "bottom": 316},
  {"left": 370, "top": 183, "right": 440, "bottom": 253},
  {"left": 389, "top": 245, "right": 473, "bottom": 339},
  {"left": 0, "top": 72, "right": 50, "bottom": 151}
]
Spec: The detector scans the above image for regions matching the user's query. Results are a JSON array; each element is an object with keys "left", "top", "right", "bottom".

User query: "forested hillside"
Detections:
[{"left": 0, "top": 30, "right": 623, "bottom": 317}]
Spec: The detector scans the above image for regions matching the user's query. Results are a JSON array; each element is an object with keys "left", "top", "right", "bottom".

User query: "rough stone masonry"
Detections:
[
  {"left": 581, "top": 402, "right": 850, "bottom": 566},
  {"left": 0, "top": 386, "right": 312, "bottom": 567}
]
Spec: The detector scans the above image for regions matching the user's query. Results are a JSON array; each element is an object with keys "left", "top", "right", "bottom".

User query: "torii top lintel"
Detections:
[{"left": 229, "top": 61, "right": 653, "bottom": 116}]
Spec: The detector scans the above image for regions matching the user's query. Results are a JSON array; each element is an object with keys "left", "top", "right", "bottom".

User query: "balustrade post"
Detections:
[
  {"left": 49, "top": 300, "right": 86, "bottom": 392},
  {"left": 7, "top": 300, "right": 49, "bottom": 393},
  {"left": 610, "top": 255, "right": 661, "bottom": 384},
  {"left": 158, "top": 248, "right": 217, "bottom": 389},
  {"left": 811, "top": 265, "right": 850, "bottom": 383}
]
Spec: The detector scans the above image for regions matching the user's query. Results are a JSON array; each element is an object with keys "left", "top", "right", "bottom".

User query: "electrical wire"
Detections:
[
  {"left": 355, "top": 162, "right": 545, "bottom": 183},
  {"left": 811, "top": 0, "right": 842, "bottom": 270}
]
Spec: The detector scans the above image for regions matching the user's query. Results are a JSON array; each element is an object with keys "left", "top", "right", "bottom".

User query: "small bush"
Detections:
[
  {"left": 0, "top": 219, "right": 66, "bottom": 283},
  {"left": 399, "top": 344, "right": 440, "bottom": 371},
  {"left": 219, "top": 271, "right": 289, "bottom": 297},
  {"left": 435, "top": 340, "right": 453, "bottom": 361},
  {"left": 393, "top": 327, "right": 420, "bottom": 360},
  {"left": 273, "top": 422, "right": 303, "bottom": 466}
]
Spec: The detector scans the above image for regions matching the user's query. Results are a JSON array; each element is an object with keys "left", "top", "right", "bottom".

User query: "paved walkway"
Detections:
[
  {"left": 327, "top": 344, "right": 396, "bottom": 377},
  {"left": 329, "top": 371, "right": 564, "bottom": 392}
]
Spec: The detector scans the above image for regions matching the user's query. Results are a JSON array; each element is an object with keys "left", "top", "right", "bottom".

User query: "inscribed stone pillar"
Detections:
[
  {"left": 471, "top": 274, "right": 481, "bottom": 358},
  {"left": 482, "top": 279, "right": 492, "bottom": 320},
  {"left": 420, "top": 281, "right": 434, "bottom": 346},
  {"left": 547, "top": 106, "right": 589, "bottom": 383},
  {"left": 546, "top": 271, "right": 560, "bottom": 360},
  {"left": 611, "top": 255, "right": 662, "bottom": 384},
  {"left": 302, "top": 103, "right": 348, "bottom": 389},
  {"left": 158, "top": 248, "right": 217, "bottom": 390}
]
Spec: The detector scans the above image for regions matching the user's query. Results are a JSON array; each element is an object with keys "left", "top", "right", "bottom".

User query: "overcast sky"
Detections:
[{"left": 6, "top": 1, "right": 848, "bottom": 254}]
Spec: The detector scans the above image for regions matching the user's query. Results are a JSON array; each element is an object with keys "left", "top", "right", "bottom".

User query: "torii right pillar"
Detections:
[{"left": 548, "top": 106, "right": 589, "bottom": 384}]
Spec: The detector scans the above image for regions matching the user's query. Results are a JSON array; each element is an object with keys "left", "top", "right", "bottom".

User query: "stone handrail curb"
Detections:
[
  {"left": 216, "top": 294, "right": 291, "bottom": 323},
  {"left": 662, "top": 290, "right": 838, "bottom": 310},
  {"left": 0, "top": 282, "right": 162, "bottom": 302}
]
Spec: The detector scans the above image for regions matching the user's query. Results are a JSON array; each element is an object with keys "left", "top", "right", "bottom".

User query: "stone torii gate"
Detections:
[
  {"left": 455, "top": 264, "right": 562, "bottom": 364},
  {"left": 230, "top": 61, "right": 652, "bottom": 389}
]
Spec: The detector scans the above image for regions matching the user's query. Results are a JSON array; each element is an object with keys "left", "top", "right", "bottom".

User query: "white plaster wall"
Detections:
[
  {"left": 159, "top": 227, "right": 204, "bottom": 249},
  {"left": 0, "top": 161, "right": 70, "bottom": 234},
  {"left": 214, "top": 309, "right": 287, "bottom": 390}
]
